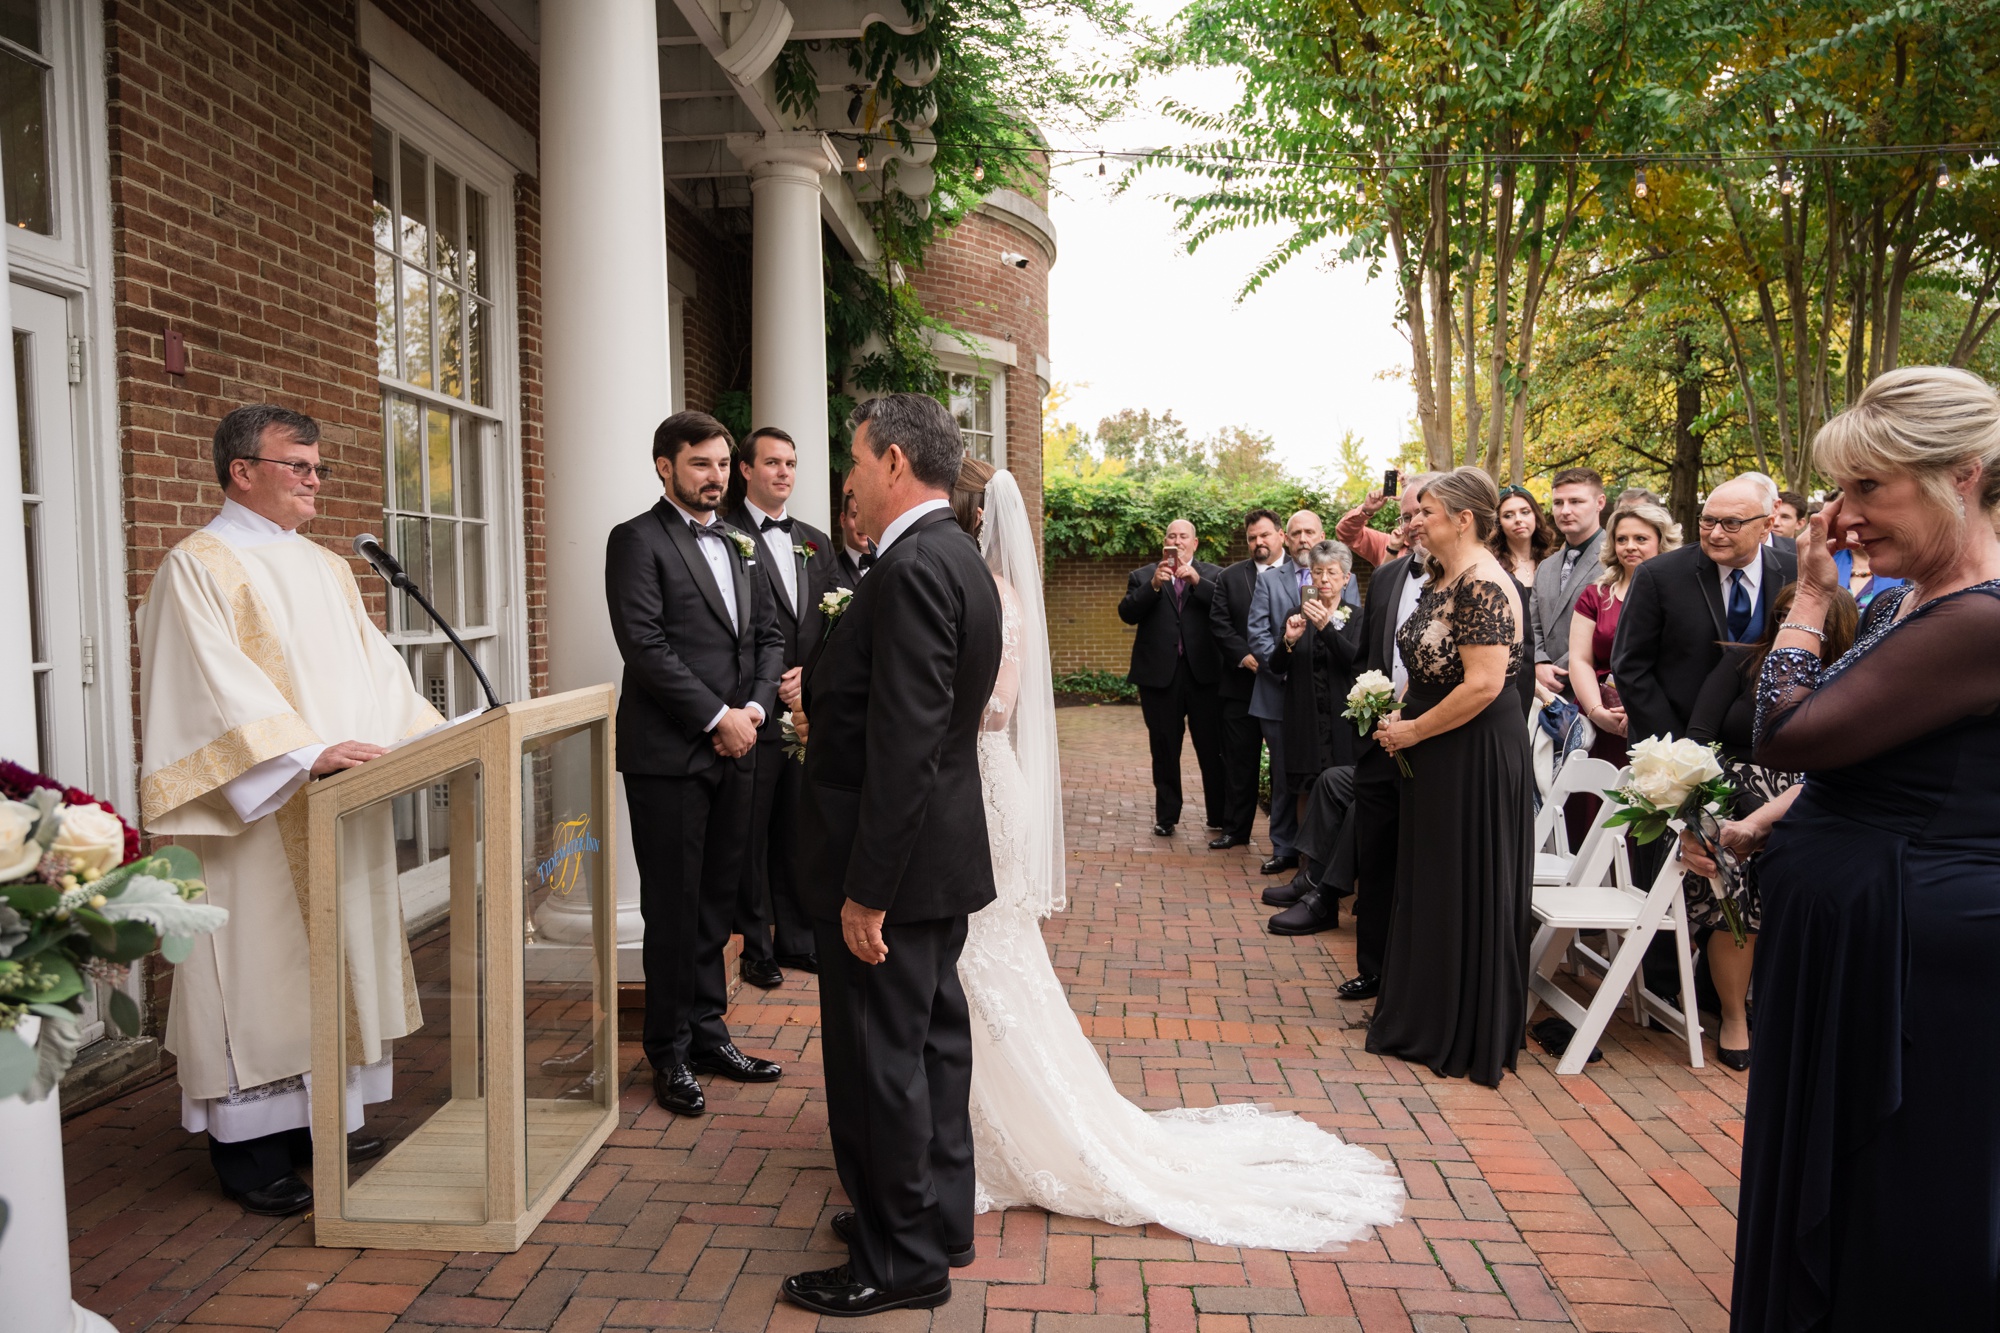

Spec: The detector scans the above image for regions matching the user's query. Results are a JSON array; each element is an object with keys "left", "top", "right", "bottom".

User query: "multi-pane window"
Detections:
[
  {"left": 0, "top": 0, "right": 52, "bottom": 234},
  {"left": 949, "top": 372, "right": 995, "bottom": 463}
]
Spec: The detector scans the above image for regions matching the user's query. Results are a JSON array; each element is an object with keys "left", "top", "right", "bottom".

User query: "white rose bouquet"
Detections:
[
  {"left": 1604, "top": 736, "right": 1748, "bottom": 944},
  {"left": 1343, "top": 670, "right": 1410, "bottom": 776},
  {"left": 0, "top": 758, "right": 225, "bottom": 1101},
  {"left": 781, "top": 710, "right": 806, "bottom": 766}
]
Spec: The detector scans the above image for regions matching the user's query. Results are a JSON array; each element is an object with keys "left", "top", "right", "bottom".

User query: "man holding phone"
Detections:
[{"left": 1118, "top": 518, "right": 1226, "bottom": 838}]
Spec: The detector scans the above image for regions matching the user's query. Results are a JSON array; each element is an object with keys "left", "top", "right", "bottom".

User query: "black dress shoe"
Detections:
[
  {"left": 690, "top": 1042, "right": 782, "bottom": 1082},
  {"left": 653, "top": 1063, "right": 705, "bottom": 1115},
  {"left": 1153, "top": 822, "right": 1175, "bottom": 837},
  {"left": 346, "top": 1134, "right": 387, "bottom": 1164},
  {"left": 1260, "top": 854, "right": 1299, "bottom": 875},
  {"left": 830, "top": 1210, "right": 976, "bottom": 1267},
  {"left": 741, "top": 956, "right": 785, "bottom": 989},
  {"left": 1716, "top": 1046, "right": 1751, "bottom": 1072},
  {"left": 1336, "top": 974, "right": 1380, "bottom": 1000},
  {"left": 225, "top": 1173, "right": 314, "bottom": 1217},
  {"left": 1261, "top": 873, "right": 1312, "bottom": 907},
  {"left": 774, "top": 953, "right": 819, "bottom": 974},
  {"left": 1208, "top": 834, "right": 1246, "bottom": 850},
  {"left": 1268, "top": 889, "right": 1340, "bottom": 935},
  {"left": 783, "top": 1263, "right": 951, "bottom": 1316}
]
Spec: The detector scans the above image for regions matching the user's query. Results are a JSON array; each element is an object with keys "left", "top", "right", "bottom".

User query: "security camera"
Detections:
[{"left": 1000, "top": 251, "right": 1031, "bottom": 270}]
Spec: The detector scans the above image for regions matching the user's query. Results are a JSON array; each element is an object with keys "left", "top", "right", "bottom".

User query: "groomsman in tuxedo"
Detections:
[
  {"left": 605, "top": 411, "right": 787, "bottom": 1116},
  {"left": 725, "top": 427, "right": 832, "bottom": 986},
  {"left": 1207, "top": 509, "right": 1286, "bottom": 851},
  {"left": 1118, "top": 518, "right": 1226, "bottom": 838},
  {"left": 1530, "top": 467, "right": 1608, "bottom": 697},
  {"left": 834, "top": 476, "right": 876, "bottom": 585}
]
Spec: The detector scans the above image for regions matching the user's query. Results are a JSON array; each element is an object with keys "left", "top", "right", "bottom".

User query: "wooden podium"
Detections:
[{"left": 306, "top": 686, "right": 619, "bottom": 1250}]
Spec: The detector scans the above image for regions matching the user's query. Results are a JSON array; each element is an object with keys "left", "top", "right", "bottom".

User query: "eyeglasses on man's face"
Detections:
[
  {"left": 1697, "top": 513, "right": 1768, "bottom": 535},
  {"left": 246, "top": 455, "right": 333, "bottom": 481}
]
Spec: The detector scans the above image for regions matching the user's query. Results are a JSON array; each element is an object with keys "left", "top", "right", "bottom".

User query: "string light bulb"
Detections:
[
  {"left": 1634, "top": 166, "right": 1648, "bottom": 198},
  {"left": 1098, "top": 153, "right": 1106, "bottom": 176},
  {"left": 1778, "top": 164, "right": 1795, "bottom": 196},
  {"left": 972, "top": 156, "right": 985, "bottom": 183},
  {"left": 856, "top": 143, "right": 869, "bottom": 172},
  {"left": 1937, "top": 156, "right": 1951, "bottom": 188}
]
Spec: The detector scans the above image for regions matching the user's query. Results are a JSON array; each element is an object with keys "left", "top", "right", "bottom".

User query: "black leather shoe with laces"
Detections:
[
  {"left": 741, "top": 956, "right": 784, "bottom": 989},
  {"left": 830, "top": 1210, "right": 975, "bottom": 1267},
  {"left": 690, "top": 1042, "right": 782, "bottom": 1082},
  {"left": 653, "top": 1063, "right": 705, "bottom": 1115},
  {"left": 1208, "top": 834, "right": 1246, "bottom": 850},
  {"left": 783, "top": 1264, "right": 952, "bottom": 1317}
]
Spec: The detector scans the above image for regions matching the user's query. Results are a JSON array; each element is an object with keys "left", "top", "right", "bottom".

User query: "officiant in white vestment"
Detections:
[{"left": 137, "top": 405, "right": 442, "bottom": 1217}]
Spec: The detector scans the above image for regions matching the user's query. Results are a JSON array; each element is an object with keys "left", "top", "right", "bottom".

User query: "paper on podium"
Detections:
[{"left": 388, "top": 707, "right": 487, "bottom": 752}]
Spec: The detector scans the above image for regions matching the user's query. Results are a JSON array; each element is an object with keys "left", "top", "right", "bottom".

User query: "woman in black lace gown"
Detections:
[
  {"left": 1735, "top": 366, "right": 2000, "bottom": 1330},
  {"left": 1367, "top": 468, "right": 1533, "bottom": 1088}
]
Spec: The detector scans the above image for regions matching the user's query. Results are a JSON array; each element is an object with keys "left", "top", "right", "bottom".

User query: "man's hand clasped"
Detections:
[{"left": 712, "top": 706, "right": 760, "bottom": 758}]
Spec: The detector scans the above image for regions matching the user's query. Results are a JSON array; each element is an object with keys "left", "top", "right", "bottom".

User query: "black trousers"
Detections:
[
  {"left": 208, "top": 1127, "right": 311, "bottom": 1194},
  {"left": 813, "top": 914, "right": 974, "bottom": 1293},
  {"left": 1137, "top": 659, "right": 1226, "bottom": 827},
  {"left": 734, "top": 741, "right": 817, "bottom": 965},
  {"left": 625, "top": 767, "right": 752, "bottom": 1071},
  {"left": 1348, "top": 745, "right": 1402, "bottom": 979},
  {"left": 1218, "top": 694, "right": 1264, "bottom": 842}
]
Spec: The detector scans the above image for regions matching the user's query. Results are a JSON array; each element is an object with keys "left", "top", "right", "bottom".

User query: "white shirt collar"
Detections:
[
  {"left": 205, "top": 497, "right": 302, "bottom": 550},
  {"left": 875, "top": 497, "right": 951, "bottom": 556},
  {"left": 1255, "top": 552, "right": 1283, "bottom": 570},
  {"left": 1720, "top": 553, "right": 1763, "bottom": 597}
]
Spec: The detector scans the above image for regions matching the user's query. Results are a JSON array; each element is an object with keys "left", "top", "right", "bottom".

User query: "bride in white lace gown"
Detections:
[{"left": 959, "top": 471, "right": 1404, "bottom": 1251}]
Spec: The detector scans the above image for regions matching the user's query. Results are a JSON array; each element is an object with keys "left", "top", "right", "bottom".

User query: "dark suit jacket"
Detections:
[
  {"left": 1209, "top": 558, "right": 1269, "bottom": 702},
  {"left": 1119, "top": 560, "right": 1223, "bottom": 689},
  {"left": 1349, "top": 551, "right": 1419, "bottom": 769},
  {"left": 833, "top": 547, "right": 868, "bottom": 588},
  {"left": 605, "top": 500, "right": 785, "bottom": 776},
  {"left": 725, "top": 503, "right": 834, "bottom": 741},
  {"left": 1610, "top": 543, "right": 1797, "bottom": 745},
  {"left": 798, "top": 508, "right": 1002, "bottom": 925}
]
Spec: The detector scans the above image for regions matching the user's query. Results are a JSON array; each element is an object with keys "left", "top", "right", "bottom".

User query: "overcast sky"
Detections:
[{"left": 1042, "top": 44, "right": 1417, "bottom": 480}]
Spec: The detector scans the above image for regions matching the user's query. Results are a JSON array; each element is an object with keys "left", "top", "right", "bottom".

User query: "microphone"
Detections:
[{"left": 352, "top": 532, "right": 501, "bottom": 711}]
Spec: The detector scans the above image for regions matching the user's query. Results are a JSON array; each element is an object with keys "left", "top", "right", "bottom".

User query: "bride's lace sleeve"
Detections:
[
  {"left": 1755, "top": 586, "right": 2000, "bottom": 770},
  {"left": 985, "top": 575, "right": 1023, "bottom": 732}
]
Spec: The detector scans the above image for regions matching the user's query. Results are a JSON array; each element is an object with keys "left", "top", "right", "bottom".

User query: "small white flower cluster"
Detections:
[
  {"left": 1626, "top": 735, "right": 1726, "bottom": 812},
  {"left": 1332, "top": 605, "right": 1352, "bottom": 629},
  {"left": 820, "top": 587, "right": 855, "bottom": 621},
  {"left": 1346, "top": 670, "right": 1394, "bottom": 712}
]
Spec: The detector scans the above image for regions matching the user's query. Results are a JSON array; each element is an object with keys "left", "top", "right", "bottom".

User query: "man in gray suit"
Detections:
[
  {"left": 1531, "top": 466, "right": 1609, "bottom": 697},
  {"left": 1247, "top": 510, "right": 1358, "bottom": 875}
]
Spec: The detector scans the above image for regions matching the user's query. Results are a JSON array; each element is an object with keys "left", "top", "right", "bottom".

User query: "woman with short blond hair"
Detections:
[{"left": 1734, "top": 365, "right": 2000, "bottom": 1329}]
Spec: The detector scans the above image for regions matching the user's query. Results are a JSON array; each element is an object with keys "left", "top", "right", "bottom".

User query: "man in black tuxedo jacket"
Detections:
[
  {"left": 725, "top": 426, "right": 834, "bottom": 987},
  {"left": 1612, "top": 475, "right": 1798, "bottom": 745},
  {"left": 605, "top": 411, "right": 787, "bottom": 1118},
  {"left": 1206, "top": 508, "right": 1286, "bottom": 850},
  {"left": 784, "top": 394, "right": 1002, "bottom": 1318},
  {"left": 833, "top": 473, "right": 876, "bottom": 585},
  {"left": 1118, "top": 518, "right": 1226, "bottom": 837}
]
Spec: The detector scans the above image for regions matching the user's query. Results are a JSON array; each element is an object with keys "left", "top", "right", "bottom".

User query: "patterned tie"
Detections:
[{"left": 1727, "top": 569, "right": 1753, "bottom": 641}]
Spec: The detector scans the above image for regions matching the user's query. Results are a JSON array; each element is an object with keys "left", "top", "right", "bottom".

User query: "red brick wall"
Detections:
[
  {"left": 665, "top": 191, "right": 751, "bottom": 415},
  {"left": 1047, "top": 553, "right": 1142, "bottom": 677}
]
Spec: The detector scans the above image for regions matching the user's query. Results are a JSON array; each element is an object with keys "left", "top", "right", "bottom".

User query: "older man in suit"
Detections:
[
  {"left": 1247, "top": 511, "right": 1360, "bottom": 875},
  {"left": 1119, "top": 519, "right": 1226, "bottom": 837},
  {"left": 606, "top": 411, "right": 788, "bottom": 1117},
  {"left": 1206, "top": 508, "right": 1287, "bottom": 851},
  {"left": 1532, "top": 467, "right": 1609, "bottom": 697}
]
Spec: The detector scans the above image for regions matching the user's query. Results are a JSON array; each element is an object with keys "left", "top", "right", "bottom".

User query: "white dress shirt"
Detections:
[
  {"left": 1391, "top": 559, "right": 1428, "bottom": 698},
  {"left": 1719, "top": 553, "right": 1763, "bottom": 606},
  {"left": 666, "top": 496, "right": 763, "bottom": 732},
  {"left": 875, "top": 497, "right": 952, "bottom": 555},
  {"left": 744, "top": 498, "right": 799, "bottom": 611}
]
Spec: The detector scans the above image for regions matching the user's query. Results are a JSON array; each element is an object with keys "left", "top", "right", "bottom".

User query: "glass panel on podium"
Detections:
[
  {"left": 335, "top": 761, "right": 486, "bottom": 1224},
  {"left": 519, "top": 719, "right": 610, "bottom": 1204}
]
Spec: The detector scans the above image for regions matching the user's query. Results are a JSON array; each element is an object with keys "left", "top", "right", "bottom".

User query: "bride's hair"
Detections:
[{"left": 952, "top": 456, "right": 995, "bottom": 541}]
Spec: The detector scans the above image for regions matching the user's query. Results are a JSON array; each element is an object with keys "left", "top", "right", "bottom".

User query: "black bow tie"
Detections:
[
  {"left": 690, "top": 521, "right": 724, "bottom": 541},
  {"left": 857, "top": 551, "right": 876, "bottom": 570},
  {"left": 1408, "top": 562, "right": 1426, "bottom": 580},
  {"left": 759, "top": 515, "right": 794, "bottom": 533}
]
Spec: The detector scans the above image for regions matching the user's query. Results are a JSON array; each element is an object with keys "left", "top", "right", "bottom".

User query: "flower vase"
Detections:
[{"left": 0, "top": 1019, "right": 117, "bottom": 1333}]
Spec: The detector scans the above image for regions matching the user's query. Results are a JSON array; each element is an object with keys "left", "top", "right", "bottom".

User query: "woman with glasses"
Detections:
[{"left": 1270, "top": 541, "right": 1365, "bottom": 785}]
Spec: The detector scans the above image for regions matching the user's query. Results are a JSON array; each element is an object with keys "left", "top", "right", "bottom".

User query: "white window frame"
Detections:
[
  {"left": 932, "top": 330, "right": 1014, "bottom": 471},
  {"left": 370, "top": 68, "right": 529, "bottom": 708}
]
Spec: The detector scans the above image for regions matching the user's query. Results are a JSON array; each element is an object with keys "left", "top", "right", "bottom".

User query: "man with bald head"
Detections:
[
  {"left": 1612, "top": 474, "right": 1798, "bottom": 747},
  {"left": 1119, "top": 519, "right": 1227, "bottom": 837}
]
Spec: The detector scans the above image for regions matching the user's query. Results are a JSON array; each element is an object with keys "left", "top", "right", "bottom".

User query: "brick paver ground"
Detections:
[{"left": 66, "top": 705, "right": 1747, "bottom": 1333}]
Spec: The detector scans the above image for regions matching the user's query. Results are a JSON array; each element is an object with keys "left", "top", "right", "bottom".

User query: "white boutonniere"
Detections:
[
  {"left": 725, "top": 528, "right": 757, "bottom": 561},
  {"left": 819, "top": 586, "right": 854, "bottom": 632},
  {"left": 1332, "top": 605, "right": 1352, "bottom": 629}
]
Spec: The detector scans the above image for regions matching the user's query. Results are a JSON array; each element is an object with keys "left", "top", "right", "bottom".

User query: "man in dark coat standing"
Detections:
[
  {"left": 784, "top": 393, "right": 1002, "bottom": 1318},
  {"left": 1206, "top": 508, "right": 1286, "bottom": 851},
  {"left": 724, "top": 426, "right": 834, "bottom": 987},
  {"left": 605, "top": 411, "right": 788, "bottom": 1118},
  {"left": 1118, "top": 518, "right": 1225, "bottom": 837}
]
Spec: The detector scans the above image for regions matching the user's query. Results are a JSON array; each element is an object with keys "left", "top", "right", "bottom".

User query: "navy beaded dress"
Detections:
[{"left": 1735, "top": 582, "right": 2000, "bottom": 1330}]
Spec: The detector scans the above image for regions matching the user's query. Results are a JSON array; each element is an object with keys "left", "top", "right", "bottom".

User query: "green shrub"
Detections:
[
  {"left": 1053, "top": 669, "right": 1138, "bottom": 701},
  {"left": 1043, "top": 471, "right": 1338, "bottom": 563}
]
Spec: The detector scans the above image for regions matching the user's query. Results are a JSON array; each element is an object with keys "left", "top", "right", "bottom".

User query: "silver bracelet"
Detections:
[{"left": 1778, "top": 621, "right": 1826, "bottom": 642}]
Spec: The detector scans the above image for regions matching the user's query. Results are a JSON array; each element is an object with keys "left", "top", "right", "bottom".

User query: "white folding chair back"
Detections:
[
  {"left": 1532, "top": 757, "right": 1624, "bottom": 886},
  {"left": 1526, "top": 832, "right": 1704, "bottom": 1075}
]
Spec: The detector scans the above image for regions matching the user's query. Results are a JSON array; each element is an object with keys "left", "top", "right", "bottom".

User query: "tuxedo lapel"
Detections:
[
  {"left": 1694, "top": 552, "right": 1729, "bottom": 640},
  {"left": 656, "top": 505, "right": 736, "bottom": 634},
  {"left": 1374, "top": 554, "right": 1409, "bottom": 669},
  {"left": 727, "top": 528, "right": 754, "bottom": 641}
]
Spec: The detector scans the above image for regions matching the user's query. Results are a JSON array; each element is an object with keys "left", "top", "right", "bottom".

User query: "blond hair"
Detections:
[
  {"left": 1598, "top": 501, "right": 1682, "bottom": 591},
  {"left": 1815, "top": 366, "right": 2000, "bottom": 520}
]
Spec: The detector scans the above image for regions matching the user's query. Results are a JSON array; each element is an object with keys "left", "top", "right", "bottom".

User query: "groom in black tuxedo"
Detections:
[
  {"left": 605, "top": 411, "right": 787, "bottom": 1118},
  {"left": 785, "top": 393, "right": 1002, "bottom": 1317}
]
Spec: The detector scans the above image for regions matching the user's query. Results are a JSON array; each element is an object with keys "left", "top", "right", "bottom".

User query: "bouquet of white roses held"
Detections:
[
  {"left": 1604, "top": 736, "right": 1748, "bottom": 944},
  {"left": 1343, "top": 670, "right": 1410, "bottom": 776},
  {"left": 781, "top": 711, "right": 806, "bottom": 765},
  {"left": 0, "top": 759, "right": 225, "bottom": 1100},
  {"left": 819, "top": 586, "right": 854, "bottom": 635}
]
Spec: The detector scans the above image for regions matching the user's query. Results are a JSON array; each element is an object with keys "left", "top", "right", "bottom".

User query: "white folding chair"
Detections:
[
  {"left": 1527, "top": 831, "right": 1704, "bottom": 1075},
  {"left": 1532, "top": 757, "right": 1623, "bottom": 886}
]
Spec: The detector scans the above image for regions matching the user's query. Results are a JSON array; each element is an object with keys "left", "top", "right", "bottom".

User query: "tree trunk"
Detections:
[{"left": 1667, "top": 333, "right": 1704, "bottom": 537}]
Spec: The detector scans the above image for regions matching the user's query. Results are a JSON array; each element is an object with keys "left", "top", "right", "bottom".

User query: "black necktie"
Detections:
[{"left": 759, "top": 515, "right": 794, "bottom": 533}]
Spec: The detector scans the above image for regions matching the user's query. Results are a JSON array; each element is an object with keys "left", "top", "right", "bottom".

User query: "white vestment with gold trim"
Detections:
[{"left": 137, "top": 502, "right": 440, "bottom": 1137}]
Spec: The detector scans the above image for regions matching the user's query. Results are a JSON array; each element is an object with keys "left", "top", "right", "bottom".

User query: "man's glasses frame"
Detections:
[
  {"left": 1696, "top": 513, "right": 1769, "bottom": 535},
  {"left": 244, "top": 455, "right": 334, "bottom": 481}
]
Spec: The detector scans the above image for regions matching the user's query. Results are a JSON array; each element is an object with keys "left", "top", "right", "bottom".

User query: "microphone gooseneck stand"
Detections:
[{"left": 353, "top": 533, "right": 502, "bottom": 712}]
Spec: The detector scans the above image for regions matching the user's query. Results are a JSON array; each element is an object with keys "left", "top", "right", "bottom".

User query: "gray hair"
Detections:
[
  {"left": 1736, "top": 471, "right": 1782, "bottom": 511},
  {"left": 1307, "top": 539, "right": 1352, "bottom": 573},
  {"left": 213, "top": 403, "right": 320, "bottom": 489},
  {"left": 850, "top": 393, "right": 964, "bottom": 490}
]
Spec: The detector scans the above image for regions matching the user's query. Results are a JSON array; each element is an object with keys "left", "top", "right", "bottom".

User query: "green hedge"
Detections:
[{"left": 1043, "top": 471, "right": 1340, "bottom": 563}]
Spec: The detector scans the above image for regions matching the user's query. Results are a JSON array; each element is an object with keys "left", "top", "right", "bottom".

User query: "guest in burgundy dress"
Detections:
[{"left": 1568, "top": 500, "right": 1681, "bottom": 769}]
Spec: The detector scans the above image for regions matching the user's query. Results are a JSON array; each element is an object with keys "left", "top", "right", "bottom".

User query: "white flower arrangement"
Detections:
[
  {"left": 725, "top": 528, "right": 757, "bottom": 561},
  {"left": 1605, "top": 736, "right": 1746, "bottom": 943},
  {"left": 781, "top": 711, "right": 806, "bottom": 766},
  {"left": 1343, "top": 670, "right": 1410, "bottom": 775},
  {"left": 820, "top": 586, "right": 854, "bottom": 623},
  {"left": 1331, "top": 604, "right": 1352, "bottom": 629}
]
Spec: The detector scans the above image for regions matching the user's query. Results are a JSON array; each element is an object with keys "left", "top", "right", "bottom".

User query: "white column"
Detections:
[
  {"left": 730, "top": 132, "right": 839, "bottom": 530},
  {"left": 538, "top": 0, "right": 671, "bottom": 960}
]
